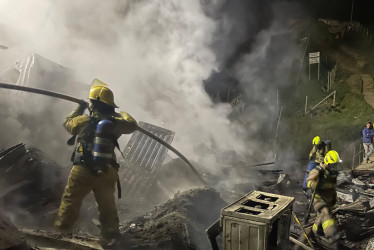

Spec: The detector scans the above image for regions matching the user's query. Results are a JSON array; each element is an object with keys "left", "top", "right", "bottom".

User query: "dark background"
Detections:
[{"left": 302, "top": 0, "right": 374, "bottom": 25}]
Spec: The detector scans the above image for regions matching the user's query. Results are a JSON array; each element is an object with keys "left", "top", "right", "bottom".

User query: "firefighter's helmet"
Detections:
[
  {"left": 312, "top": 136, "right": 321, "bottom": 145},
  {"left": 324, "top": 150, "right": 341, "bottom": 165},
  {"left": 89, "top": 79, "right": 118, "bottom": 108}
]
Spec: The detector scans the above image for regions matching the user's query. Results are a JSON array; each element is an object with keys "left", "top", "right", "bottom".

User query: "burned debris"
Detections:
[
  {"left": 119, "top": 122, "right": 175, "bottom": 204},
  {"left": 120, "top": 188, "right": 225, "bottom": 250},
  {"left": 288, "top": 167, "right": 374, "bottom": 249},
  {"left": 3, "top": 139, "right": 374, "bottom": 250},
  {"left": 0, "top": 208, "right": 28, "bottom": 250},
  {"left": 0, "top": 143, "right": 66, "bottom": 227},
  {"left": 0, "top": 139, "right": 299, "bottom": 249}
]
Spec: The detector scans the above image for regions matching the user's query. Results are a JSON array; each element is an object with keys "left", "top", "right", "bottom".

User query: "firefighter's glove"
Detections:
[
  {"left": 74, "top": 101, "right": 88, "bottom": 115},
  {"left": 79, "top": 100, "right": 89, "bottom": 111},
  {"left": 307, "top": 180, "right": 317, "bottom": 190},
  {"left": 307, "top": 179, "right": 324, "bottom": 191},
  {"left": 66, "top": 102, "right": 88, "bottom": 119}
]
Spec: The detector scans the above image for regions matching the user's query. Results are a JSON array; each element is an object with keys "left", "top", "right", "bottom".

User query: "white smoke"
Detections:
[{"left": 0, "top": 0, "right": 303, "bottom": 176}]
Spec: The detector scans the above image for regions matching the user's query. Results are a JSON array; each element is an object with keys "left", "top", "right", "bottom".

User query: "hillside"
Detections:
[{"left": 282, "top": 22, "right": 374, "bottom": 169}]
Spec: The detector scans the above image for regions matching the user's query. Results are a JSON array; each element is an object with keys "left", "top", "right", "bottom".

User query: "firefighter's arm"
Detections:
[
  {"left": 114, "top": 112, "right": 138, "bottom": 135},
  {"left": 306, "top": 165, "right": 325, "bottom": 190},
  {"left": 309, "top": 146, "right": 316, "bottom": 160},
  {"left": 63, "top": 104, "right": 89, "bottom": 135}
]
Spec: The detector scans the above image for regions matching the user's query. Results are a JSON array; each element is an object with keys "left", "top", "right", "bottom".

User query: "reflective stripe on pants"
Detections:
[{"left": 312, "top": 198, "right": 337, "bottom": 239}]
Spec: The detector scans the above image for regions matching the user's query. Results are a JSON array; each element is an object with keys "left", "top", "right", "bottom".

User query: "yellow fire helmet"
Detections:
[
  {"left": 324, "top": 150, "right": 342, "bottom": 165},
  {"left": 89, "top": 79, "right": 118, "bottom": 108},
  {"left": 312, "top": 136, "right": 321, "bottom": 145}
]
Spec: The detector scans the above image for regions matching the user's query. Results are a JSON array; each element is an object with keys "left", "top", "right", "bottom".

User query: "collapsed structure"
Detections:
[
  {"left": 2, "top": 139, "right": 374, "bottom": 250},
  {"left": 1, "top": 27, "right": 374, "bottom": 249}
]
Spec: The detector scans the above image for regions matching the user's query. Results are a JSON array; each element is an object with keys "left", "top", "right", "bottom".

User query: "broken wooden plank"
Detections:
[
  {"left": 289, "top": 236, "right": 313, "bottom": 250},
  {"left": 19, "top": 228, "right": 103, "bottom": 250},
  {"left": 0, "top": 143, "right": 26, "bottom": 168},
  {"left": 0, "top": 143, "right": 24, "bottom": 158}
]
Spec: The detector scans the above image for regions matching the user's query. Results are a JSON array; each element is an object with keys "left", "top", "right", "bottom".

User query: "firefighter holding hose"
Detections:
[
  {"left": 0, "top": 79, "right": 206, "bottom": 247},
  {"left": 54, "top": 79, "right": 137, "bottom": 248},
  {"left": 306, "top": 150, "right": 342, "bottom": 245}
]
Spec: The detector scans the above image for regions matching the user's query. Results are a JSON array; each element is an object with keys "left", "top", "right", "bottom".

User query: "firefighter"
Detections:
[
  {"left": 306, "top": 150, "right": 342, "bottom": 244},
  {"left": 309, "top": 136, "right": 326, "bottom": 163},
  {"left": 54, "top": 79, "right": 137, "bottom": 247},
  {"left": 303, "top": 136, "right": 326, "bottom": 192}
]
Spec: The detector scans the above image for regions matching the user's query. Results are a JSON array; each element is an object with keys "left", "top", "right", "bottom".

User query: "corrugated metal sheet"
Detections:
[
  {"left": 119, "top": 122, "right": 174, "bottom": 200},
  {"left": 121, "top": 121, "right": 174, "bottom": 172}
]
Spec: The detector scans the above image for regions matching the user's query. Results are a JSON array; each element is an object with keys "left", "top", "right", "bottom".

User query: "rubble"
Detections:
[
  {"left": 119, "top": 188, "right": 226, "bottom": 250},
  {"left": 19, "top": 228, "right": 102, "bottom": 250},
  {"left": 336, "top": 188, "right": 357, "bottom": 203},
  {"left": 0, "top": 144, "right": 66, "bottom": 227},
  {"left": 0, "top": 208, "right": 28, "bottom": 249},
  {"left": 352, "top": 178, "right": 366, "bottom": 187},
  {"left": 364, "top": 237, "right": 374, "bottom": 250},
  {"left": 289, "top": 166, "right": 374, "bottom": 249},
  {"left": 337, "top": 171, "right": 353, "bottom": 186},
  {"left": 369, "top": 198, "right": 374, "bottom": 209},
  {"left": 3, "top": 142, "right": 374, "bottom": 249},
  {"left": 119, "top": 122, "right": 175, "bottom": 203}
]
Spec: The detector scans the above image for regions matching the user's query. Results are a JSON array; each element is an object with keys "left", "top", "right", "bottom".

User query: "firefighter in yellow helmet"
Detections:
[
  {"left": 54, "top": 79, "right": 137, "bottom": 247},
  {"left": 306, "top": 150, "right": 342, "bottom": 244},
  {"left": 309, "top": 136, "right": 326, "bottom": 163},
  {"left": 303, "top": 136, "right": 330, "bottom": 192}
]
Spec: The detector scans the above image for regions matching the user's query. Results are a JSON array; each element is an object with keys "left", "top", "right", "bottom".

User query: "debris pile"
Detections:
[
  {"left": 6, "top": 141, "right": 374, "bottom": 249},
  {"left": 0, "top": 143, "right": 66, "bottom": 227},
  {"left": 290, "top": 169, "right": 374, "bottom": 249},
  {"left": 119, "top": 188, "right": 226, "bottom": 250},
  {"left": 220, "top": 163, "right": 293, "bottom": 202},
  {"left": 0, "top": 208, "right": 28, "bottom": 250}
]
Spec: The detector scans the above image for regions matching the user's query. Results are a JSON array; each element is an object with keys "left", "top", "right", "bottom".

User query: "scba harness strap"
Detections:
[{"left": 73, "top": 120, "right": 120, "bottom": 170}]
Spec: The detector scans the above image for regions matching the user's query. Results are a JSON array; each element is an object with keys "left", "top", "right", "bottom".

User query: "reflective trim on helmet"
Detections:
[
  {"left": 324, "top": 150, "right": 340, "bottom": 165},
  {"left": 322, "top": 219, "right": 335, "bottom": 229}
]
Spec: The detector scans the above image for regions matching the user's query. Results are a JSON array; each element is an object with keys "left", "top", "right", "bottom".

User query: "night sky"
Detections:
[{"left": 302, "top": 0, "right": 374, "bottom": 25}]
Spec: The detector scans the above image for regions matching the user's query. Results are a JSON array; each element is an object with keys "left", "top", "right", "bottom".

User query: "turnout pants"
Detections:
[
  {"left": 54, "top": 165, "right": 120, "bottom": 239},
  {"left": 312, "top": 197, "right": 337, "bottom": 241}
]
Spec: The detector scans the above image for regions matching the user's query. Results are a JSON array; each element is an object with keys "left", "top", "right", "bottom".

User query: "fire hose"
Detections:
[
  {"left": 0, "top": 82, "right": 207, "bottom": 185},
  {"left": 292, "top": 212, "right": 314, "bottom": 249}
]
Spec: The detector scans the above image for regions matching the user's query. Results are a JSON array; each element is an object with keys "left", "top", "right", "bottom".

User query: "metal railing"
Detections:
[
  {"left": 327, "top": 65, "right": 338, "bottom": 91},
  {"left": 305, "top": 90, "right": 336, "bottom": 115},
  {"left": 352, "top": 142, "right": 365, "bottom": 170}
]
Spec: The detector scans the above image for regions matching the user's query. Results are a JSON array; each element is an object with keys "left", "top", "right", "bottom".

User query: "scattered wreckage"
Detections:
[{"left": 2, "top": 140, "right": 374, "bottom": 249}]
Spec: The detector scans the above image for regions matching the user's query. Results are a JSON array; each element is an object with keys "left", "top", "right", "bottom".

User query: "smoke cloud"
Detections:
[{"left": 0, "top": 0, "right": 304, "bottom": 184}]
